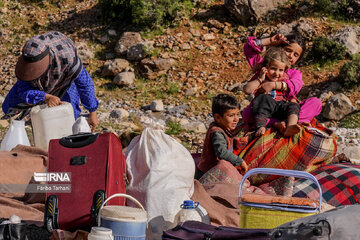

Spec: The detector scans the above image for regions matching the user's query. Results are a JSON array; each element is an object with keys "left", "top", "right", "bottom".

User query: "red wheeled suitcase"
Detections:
[{"left": 44, "top": 132, "right": 126, "bottom": 232}]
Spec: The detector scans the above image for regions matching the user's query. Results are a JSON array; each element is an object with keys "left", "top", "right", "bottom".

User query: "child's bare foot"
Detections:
[
  {"left": 255, "top": 126, "right": 266, "bottom": 136},
  {"left": 274, "top": 121, "right": 286, "bottom": 134},
  {"left": 284, "top": 124, "right": 301, "bottom": 137}
]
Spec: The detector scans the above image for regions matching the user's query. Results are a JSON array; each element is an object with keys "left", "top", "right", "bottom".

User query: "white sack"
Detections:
[{"left": 125, "top": 127, "right": 195, "bottom": 240}]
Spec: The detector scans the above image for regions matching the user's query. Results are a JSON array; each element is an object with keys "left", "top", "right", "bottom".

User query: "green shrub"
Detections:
[
  {"left": 99, "top": 0, "right": 193, "bottom": 29},
  {"left": 314, "top": 0, "right": 340, "bottom": 14},
  {"left": 167, "top": 82, "right": 181, "bottom": 95},
  {"left": 313, "top": 0, "right": 360, "bottom": 20},
  {"left": 339, "top": 111, "right": 360, "bottom": 128},
  {"left": 307, "top": 36, "right": 346, "bottom": 67},
  {"left": 339, "top": 54, "right": 360, "bottom": 88},
  {"left": 165, "top": 120, "right": 183, "bottom": 135}
]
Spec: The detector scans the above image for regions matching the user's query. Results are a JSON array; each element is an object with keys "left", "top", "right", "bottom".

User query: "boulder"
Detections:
[
  {"left": 113, "top": 72, "right": 135, "bottom": 86},
  {"left": 76, "top": 42, "right": 94, "bottom": 64},
  {"left": 102, "top": 59, "right": 130, "bottom": 77},
  {"left": 140, "top": 58, "right": 176, "bottom": 79},
  {"left": 225, "top": 0, "right": 287, "bottom": 26},
  {"left": 150, "top": 100, "right": 164, "bottom": 112},
  {"left": 322, "top": 93, "right": 356, "bottom": 120},
  {"left": 114, "top": 32, "right": 143, "bottom": 56},
  {"left": 331, "top": 26, "right": 360, "bottom": 55}
]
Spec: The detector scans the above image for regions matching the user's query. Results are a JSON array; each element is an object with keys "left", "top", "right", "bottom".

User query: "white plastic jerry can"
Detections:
[
  {"left": 30, "top": 102, "right": 75, "bottom": 150},
  {"left": 0, "top": 120, "right": 30, "bottom": 151}
]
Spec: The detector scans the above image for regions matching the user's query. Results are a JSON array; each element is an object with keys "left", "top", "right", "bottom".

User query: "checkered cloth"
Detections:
[
  {"left": 293, "top": 163, "right": 360, "bottom": 207},
  {"left": 238, "top": 119, "right": 337, "bottom": 185},
  {"left": 25, "top": 31, "right": 82, "bottom": 96}
]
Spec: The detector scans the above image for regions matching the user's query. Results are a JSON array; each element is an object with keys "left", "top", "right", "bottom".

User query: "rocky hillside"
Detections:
[{"left": 0, "top": 0, "right": 359, "bottom": 158}]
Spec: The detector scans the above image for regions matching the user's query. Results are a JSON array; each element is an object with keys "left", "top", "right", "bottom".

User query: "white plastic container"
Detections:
[
  {"left": 174, "top": 200, "right": 210, "bottom": 225},
  {"left": 72, "top": 116, "right": 91, "bottom": 134},
  {"left": 88, "top": 227, "right": 114, "bottom": 240},
  {"left": 30, "top": 102, "right": 75, "bottom": 150},
  {"left": 0, "top": 120, "right": 30, "bottom": 151}
]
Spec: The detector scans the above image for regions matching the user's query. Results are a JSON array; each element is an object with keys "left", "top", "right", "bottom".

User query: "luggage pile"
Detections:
[{"left": 1, "top": 119, "right": 360, "bottom": 240}]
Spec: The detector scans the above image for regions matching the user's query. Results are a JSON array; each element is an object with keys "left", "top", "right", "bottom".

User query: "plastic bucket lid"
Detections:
[{"left": 100, "top": 205, "right": 147, "bottom": 222}]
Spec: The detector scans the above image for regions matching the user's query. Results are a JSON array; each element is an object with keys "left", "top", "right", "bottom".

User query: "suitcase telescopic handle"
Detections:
[
  {"left": 238, "top": 168, "right": 322, "bottom": 212},
  {"left": 97, "top": 193, "right": 145, "bottom": 227},
  {"left": 59, "top": 133, "right": 100, "bottom": 148}
]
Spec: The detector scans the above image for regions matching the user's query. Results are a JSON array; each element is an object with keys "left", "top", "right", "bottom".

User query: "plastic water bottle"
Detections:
[
  {"left": 174, "top": 200, "right": 203, "bottom": 224},
  {"left": 0, "top": 120, "right": 30, "bottom": 151},
  {"left": 88, "top": 227, "right": 114, "bottom": 240},
  {"left": 72, "top": 116, "right": 91, "bottom": 134}
]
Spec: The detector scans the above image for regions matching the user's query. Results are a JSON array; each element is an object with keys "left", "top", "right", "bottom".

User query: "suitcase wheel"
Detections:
[
  {"left": 91, "top": 190, "right": 106, "bottom": 225},
  {"left": 44, "top": 195, "right": 59, "bottom": 232}
]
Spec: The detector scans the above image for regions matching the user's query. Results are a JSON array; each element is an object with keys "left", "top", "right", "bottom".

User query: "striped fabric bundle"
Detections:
[
  {"left": 238, "top": 120, "right": 337, "bottom": 185},
  {"left": 293, "top": 163, "right": 360, "bottom": 207}
]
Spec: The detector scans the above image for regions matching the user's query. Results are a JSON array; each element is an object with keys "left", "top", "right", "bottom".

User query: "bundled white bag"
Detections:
[
  {"left": 72, "top": 116, "right": 91, "bottom": 134},
  {"left": 125, "top": 125, "right": 195, "bottom": 240}
]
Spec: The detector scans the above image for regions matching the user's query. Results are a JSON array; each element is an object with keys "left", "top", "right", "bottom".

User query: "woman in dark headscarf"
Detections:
[{"left": 2, "top": 31, "right": 99, "bottom": 131}]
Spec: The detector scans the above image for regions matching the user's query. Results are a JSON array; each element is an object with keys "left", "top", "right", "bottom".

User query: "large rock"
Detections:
[
  {"left": 182, "top": 121, "right": 207, "bottom": 133},
  {"left": 225, "top": 0, "right": 287, "bottom": 26},
  {"left": 110, "top": 108, "right": 129, "bottom": 119},
  {"left": 150, "top": 100, "right": 164, "bottom": 112},
  {"left": 337, "top": 145, "right": 360, "bottom": 161},
  {"left": 76, "top": 42, "right": 94, "bottom": 64},
  {"left": 322, "top": 93, "right": 356, "bottom": 120},
  {"left": 102, "top": 59, "right": 130, "bottom": 77},
  {"left": 113, "top": 72, "right": 135, "bottom": 86},
  {"left": 277, "top": 19, "right": 315, "bottom": 40},
  {"left": 167, "top": 104, "right": 189, "bottom": 115},
  {"left": 126, "top": 41, "right": 154, "bottom": 61},
  {"left": 140, "top": 58, "right": 176, "bottom": 79},
  {"left": 114, "top": 32, "right": 143, "bottom": 56},
  {"left": 331, "top": 26, "right": 360, "bottom": 55}
]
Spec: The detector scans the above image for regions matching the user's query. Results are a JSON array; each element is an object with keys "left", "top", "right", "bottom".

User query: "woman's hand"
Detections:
[
  {"left": 259, "top": 67, "right": 267, "bottom": 80},
  {"left": 270, "top": 34, "right": 289, "bottom": 46},
  {"left": 88, "top": 111, "right": 98, "bottom": 132},
  {"left": 45, "top": 94, "right": 62, "bottom": 107}
]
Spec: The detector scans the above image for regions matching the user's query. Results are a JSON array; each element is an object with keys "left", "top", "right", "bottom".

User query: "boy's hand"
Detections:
[
  {"left": 270, "top": 34, "right": 289, "bottom": 46},
  {"left": 45, "top": 94, "right": 62, "bottom": 107},
  {"left": 236, "top": 160, "right": 249, "bottom": 174}
]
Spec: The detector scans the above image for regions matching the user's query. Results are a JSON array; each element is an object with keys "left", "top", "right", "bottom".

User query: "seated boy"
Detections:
[{"left": 196, "top": 94, "right": 249, "bottom": 179}]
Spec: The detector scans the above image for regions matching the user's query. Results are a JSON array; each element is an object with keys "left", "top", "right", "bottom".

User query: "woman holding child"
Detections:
[
  {"left": 242, "top": 33, "right": 322, "bottom": 132},
  {"left": 244, "top": 46, "right": 301, "bottom": 137}
]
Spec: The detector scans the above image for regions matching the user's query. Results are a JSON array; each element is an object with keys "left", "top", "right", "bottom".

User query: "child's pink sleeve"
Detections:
[
  {"left": 285, "top": 69, "right": 303, "bottom": 98},
  {"left": 244, "top": 37, "right": 264, "bottom": 68}
]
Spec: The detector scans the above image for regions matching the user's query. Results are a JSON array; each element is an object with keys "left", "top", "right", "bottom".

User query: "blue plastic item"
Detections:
[
  {"left": 98, "top": 194, "right": 147, "bottom": 240},
  {"left": 181, "top": 200, "right": 199, "bottom": 209}
]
